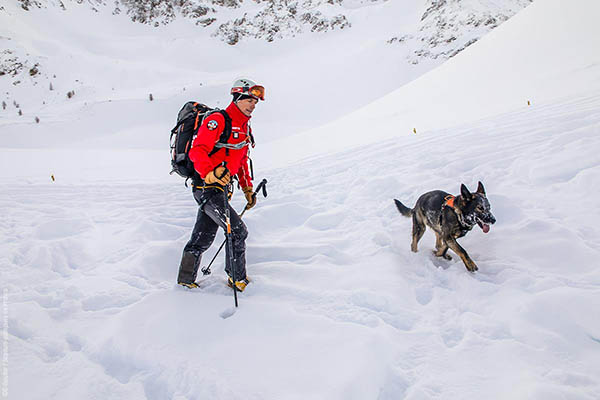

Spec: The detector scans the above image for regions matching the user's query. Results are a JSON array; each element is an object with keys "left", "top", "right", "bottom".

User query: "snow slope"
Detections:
[
  {"left": 2, "top": 0, "right": 600, "bottom": 399},
  {"left": 260, "top": 0, "right": 600, "bottom": 167},
  {"left": 3, "top": 85, "right": 600, "bottom": 400}
]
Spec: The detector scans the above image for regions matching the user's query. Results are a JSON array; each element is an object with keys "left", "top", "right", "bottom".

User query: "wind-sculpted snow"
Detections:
[{"left": 2, "top": 92, "right": 600, "bottom": 399}]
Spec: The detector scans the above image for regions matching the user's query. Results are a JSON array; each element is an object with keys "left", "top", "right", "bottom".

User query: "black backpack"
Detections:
[{"left": 170, "top": 101, "right": 232, "bottom": 181}]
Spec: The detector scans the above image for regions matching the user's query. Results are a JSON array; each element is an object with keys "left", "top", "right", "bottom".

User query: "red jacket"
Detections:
[{"left": 189, "top": 102, "right": 253, "bottom": 189}]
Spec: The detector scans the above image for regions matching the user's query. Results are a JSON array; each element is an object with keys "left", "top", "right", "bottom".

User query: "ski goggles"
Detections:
[{"left": 231, "top": 85, "right": 265, "bottom": 101}]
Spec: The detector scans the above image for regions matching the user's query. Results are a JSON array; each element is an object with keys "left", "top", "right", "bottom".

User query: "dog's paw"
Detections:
[
  {"left": 432, "top": 250, "right": 452, "bottom": 260},
  {"left": 465, "top": 261, "right": 478, "bottom": 272}
]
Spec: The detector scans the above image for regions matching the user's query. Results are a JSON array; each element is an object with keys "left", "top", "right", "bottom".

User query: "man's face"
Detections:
[{"left": 237, "top": 97, "right": 258, "bottom": 117}]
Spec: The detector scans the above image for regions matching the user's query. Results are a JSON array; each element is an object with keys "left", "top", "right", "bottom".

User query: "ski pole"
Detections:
[
  {"left": 223, "top": 186, "right": 239, "bottom": 307},
  {"left": 201, "top": 179, "right": 268, "bottom": 276}
]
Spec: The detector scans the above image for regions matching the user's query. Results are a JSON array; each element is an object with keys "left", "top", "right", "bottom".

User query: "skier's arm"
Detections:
[
  {"left": 189, "top": 114, "right": 225, "bottom": 179},
  {"left": 237, "top": 148, "right": 252, "bottom": 190},
  {"left": 237, "top": 149, "right": 256, "bottom": 208}
]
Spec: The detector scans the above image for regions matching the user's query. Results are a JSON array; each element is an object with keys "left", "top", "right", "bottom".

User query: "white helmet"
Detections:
[{"left": 231, "top": 78, "right": 265, "bottom": 101}]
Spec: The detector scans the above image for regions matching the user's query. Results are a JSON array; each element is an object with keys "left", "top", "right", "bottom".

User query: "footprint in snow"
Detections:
[
  {"left": 440, "top": 325, "right": 465, "bottom": 348},
  {"left": 414, "top": 286, "right": 433, "bottom": 306}
]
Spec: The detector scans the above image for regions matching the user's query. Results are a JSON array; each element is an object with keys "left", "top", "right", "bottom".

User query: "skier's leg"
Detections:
[
  {"left": 202, "top": 196, "right": 248, "bottom": 280},
  {"left": 228, "top": 203, "right": 249, "bottom": 280},
  {"left": 177, "top": 193, "right": 219, "bottom": 284}
]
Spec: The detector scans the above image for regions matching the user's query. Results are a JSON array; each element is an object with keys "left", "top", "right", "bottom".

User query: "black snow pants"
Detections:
[{"left": 177, "top": 187, "right": 248, "bottom": 284}]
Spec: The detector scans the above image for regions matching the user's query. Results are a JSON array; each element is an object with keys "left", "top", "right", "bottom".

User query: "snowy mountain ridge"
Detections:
[
  {"left": 9, "top": 0, "right": 358, "bottom": 44},
  {"left": 4, "top": 0, "right": 532, "bottom": 48},
  {"left": 391, "top": 0, "right": 533, "bottom": 63}
]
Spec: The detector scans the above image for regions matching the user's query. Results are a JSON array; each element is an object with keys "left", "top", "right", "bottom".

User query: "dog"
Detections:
[{"left": 394, "top": 182, "right": 496, "bottom": 272}]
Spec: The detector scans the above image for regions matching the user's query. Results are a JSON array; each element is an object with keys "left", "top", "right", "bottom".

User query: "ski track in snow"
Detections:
[{"left": 2, "top": 93, "right": 600, "bottom": 399}]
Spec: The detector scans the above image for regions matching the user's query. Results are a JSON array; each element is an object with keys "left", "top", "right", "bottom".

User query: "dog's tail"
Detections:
[{"left": 394, "top": 199, "right": 413, "bottom": 217}]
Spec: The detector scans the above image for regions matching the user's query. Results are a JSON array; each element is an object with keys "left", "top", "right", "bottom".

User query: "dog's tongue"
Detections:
[{"left": 482, "top": 223, "right": 490, "bottom": 233}]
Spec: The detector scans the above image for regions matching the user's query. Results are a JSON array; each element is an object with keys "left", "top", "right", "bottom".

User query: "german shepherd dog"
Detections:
[{"left": 394, "top": 182, "right": 496, "bottom": 272}]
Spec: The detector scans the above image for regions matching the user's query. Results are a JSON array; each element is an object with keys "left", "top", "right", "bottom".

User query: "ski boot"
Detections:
[
  {"left": 177, "top": 251, "right": 201, "bottom": 289},
  {"left": 227, "top": 276, "right": 250, "bottom": 292},
  {"left": 178, "top": 281, "right": 200, "bottom": 289}
]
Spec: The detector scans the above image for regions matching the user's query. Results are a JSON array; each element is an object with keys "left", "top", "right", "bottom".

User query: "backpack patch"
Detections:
[{"left": 207, "top": 120, "right": 218, "bottom": 130}]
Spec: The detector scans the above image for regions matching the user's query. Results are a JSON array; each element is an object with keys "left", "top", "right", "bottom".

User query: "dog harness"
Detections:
[
  {"left": 443, "top": 195, "right": 456, "bottom": 208},
  {"left": 442, "top": 194, "right": 473, "bottom": 231}
]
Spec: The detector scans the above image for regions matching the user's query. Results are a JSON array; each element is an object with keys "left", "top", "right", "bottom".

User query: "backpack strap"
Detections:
[{"left": 207, "top": 110, "right": 233, "bottom": 157}]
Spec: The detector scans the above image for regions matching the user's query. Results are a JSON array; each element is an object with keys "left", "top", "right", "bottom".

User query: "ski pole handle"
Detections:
[
  {"left": 256, "top": 178, "right": 268, "bottom": 198},
  {"left": 244, "top": 178, "right": 268, "bottom": 211}
]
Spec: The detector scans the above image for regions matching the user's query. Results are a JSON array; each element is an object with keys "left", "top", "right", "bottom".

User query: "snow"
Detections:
[
  {"left": 258, "top": 0, "right": 600, "bottom": 167},
  {"left": 2, "top": 0, "right": 600, "bottom": 399}
]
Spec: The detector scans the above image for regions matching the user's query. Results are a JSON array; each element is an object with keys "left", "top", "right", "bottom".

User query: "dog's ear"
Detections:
[
  {"left": 460, "top": 184, "right": 472, "bottom": 201},
  {"left": 476, "top": 181, "right": 486, "bottom": 196}
]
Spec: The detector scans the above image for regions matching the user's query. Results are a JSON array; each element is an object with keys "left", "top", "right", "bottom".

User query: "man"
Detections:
[{"left": 177, "top": 78, "right": 265, "bottom": 292}]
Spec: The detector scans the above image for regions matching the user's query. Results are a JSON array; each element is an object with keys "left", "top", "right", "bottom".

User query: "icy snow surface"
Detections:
[{"left": 2, "top": 0, "right": 600, "bottom": 399}]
